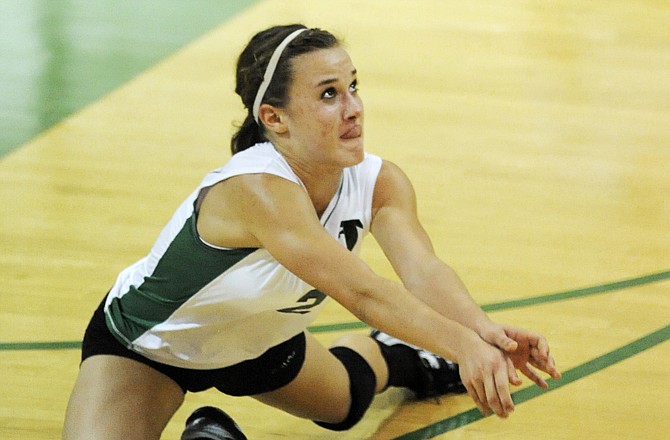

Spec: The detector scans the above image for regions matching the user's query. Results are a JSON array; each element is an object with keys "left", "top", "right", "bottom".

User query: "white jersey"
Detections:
[{"left": 104, "top": 142, "right": 383, "bottom": 369}]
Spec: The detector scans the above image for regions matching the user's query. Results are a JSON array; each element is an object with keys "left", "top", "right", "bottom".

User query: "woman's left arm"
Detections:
[
  {"left": 371, "top": 160, "right": 499, "bottom": 337},
  {"left": 370, "top": 160, "right": 560, "bottom": 385}
]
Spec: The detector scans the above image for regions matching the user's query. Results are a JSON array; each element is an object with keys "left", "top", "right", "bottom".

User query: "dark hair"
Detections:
[{"left": 231, "top": 24, "right": 339, "bottom": 154}]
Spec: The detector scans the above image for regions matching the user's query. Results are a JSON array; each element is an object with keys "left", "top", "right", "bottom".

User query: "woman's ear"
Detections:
[{"left": 258, "top": 104, "right": 287, "bottom": 134}]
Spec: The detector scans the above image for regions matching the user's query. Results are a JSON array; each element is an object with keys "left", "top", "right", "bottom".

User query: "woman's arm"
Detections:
[
  {"left": 370, "top": 160, "right": 560, "bottom": 388},
  {"left": 370, "top": 161, "right": 499, "bottom": 335}
]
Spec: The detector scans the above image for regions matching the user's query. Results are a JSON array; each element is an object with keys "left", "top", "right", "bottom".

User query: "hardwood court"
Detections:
[{"left": 1, "top": 0, "right": 669, "bottom": 438}]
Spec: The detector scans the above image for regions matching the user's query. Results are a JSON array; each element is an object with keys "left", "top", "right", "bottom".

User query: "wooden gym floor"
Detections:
[{"left": 1, "top": 1, "right": 668, "bottom": 438}]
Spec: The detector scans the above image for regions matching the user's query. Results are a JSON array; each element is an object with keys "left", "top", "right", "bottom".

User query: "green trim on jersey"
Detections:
[{"left": 106, "top": 213, "right": 257, "bottom": 346}]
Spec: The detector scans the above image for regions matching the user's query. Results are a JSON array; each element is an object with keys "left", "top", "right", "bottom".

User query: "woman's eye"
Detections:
[
  {"left": 322, "top": 87, "right": 336, "bottom": 99},
  {"left": 321, "top": 81, "right": 358, "bottom": 100}
]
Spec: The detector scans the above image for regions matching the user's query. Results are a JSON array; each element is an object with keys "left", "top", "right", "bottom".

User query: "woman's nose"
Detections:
[{"left": 344, "top": 93, "right": 362, "bottom": 120}]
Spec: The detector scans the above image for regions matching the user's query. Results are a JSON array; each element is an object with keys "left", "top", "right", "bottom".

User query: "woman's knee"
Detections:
[
  {"left": 331, "top": 333, "right": 389, "bottom": 393},
  {"left": 314, "top": 346, "right": 377, "bottom": 431}
]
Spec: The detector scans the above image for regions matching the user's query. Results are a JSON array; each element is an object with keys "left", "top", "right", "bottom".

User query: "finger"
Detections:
[
  {"left": 495, "top": 367, "right": 515, "bottom": 416},
  {"left": 484, "top": 374, "right": 506, "bottom": 418},
  {"left": 475, "top": 381, "right": 492, "bottom": 416},
  {"left": 494, "top": 334, "right": 518, "bottom": 353},
  {"left": 534, "top": 336, "right": 551, "bottom": 362},
  {"left": 544, "top": 354, "right": 562, "bottom": 380},
  {"left": 530, "top": 345, "right": 542, "bottom": 362},
  {"left": 529, "top": 348, "right": 561, "bottom": 380},
  {"left": 529, "top": 346, "right": 551, "bottom": 372},
  {"left": 465, "top": 382, "right": 491, "bottom": 416},
  {"left": 520, "top": 363, "right": 548, "bottom": 389},
  {"left": 507, "top": 327, "right": 536, "bottom": 345},
  {"left": 506, "top": 356, "right": 523, "bottom": 386}
]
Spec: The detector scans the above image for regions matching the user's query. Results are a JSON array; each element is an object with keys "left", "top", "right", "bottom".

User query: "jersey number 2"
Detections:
[{"left": 277, "top": 289, "right": 326, "bottom": 314}]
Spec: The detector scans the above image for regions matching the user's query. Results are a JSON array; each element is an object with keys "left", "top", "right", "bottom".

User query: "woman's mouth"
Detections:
[{"left": 340, "top": 125, "right": 362, "bottom": 140}]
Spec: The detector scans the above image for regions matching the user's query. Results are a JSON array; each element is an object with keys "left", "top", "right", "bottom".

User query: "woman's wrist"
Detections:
[{"left": 472, "top": 316, "right": 500, "bottom": 339}]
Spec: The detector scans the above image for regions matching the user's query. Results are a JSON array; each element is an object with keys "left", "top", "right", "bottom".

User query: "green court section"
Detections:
[
  {"left": 394, "top": 323, "right": 670, "bottom": 439},
  {"left": 0, "top": 0, "right": 258, "bottom": 157}
]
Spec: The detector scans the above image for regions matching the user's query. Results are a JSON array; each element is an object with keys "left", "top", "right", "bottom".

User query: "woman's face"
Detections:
[{"left": 279, "top": 46, "right": 364, "bottom": 170}]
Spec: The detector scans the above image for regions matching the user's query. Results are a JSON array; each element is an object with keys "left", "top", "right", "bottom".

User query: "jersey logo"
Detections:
[{"left": 338, "top": 219, "right": 363, "bottom": 251}]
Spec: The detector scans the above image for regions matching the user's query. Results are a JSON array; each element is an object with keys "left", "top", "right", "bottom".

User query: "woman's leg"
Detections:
[
  {"left": 252, "top": 332, "right": 387, "bottom": 427},
  {"left": 62, "top": 355, "right": 185, "bottom": 440}
]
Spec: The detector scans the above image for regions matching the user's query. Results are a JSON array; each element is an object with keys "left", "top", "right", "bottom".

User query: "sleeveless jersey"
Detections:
[{"left": 104, "top": 142, "right": 383, "bottom": 369}]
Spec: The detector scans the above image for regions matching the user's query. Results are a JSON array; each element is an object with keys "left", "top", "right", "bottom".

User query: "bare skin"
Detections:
[{"left": 62, "top": 356, "right": 185, "bottom": 439}]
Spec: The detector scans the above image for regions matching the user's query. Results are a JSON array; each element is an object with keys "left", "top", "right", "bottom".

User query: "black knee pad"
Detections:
[{"left": 314, "top": 347, "right": 377, "bottom": 431}]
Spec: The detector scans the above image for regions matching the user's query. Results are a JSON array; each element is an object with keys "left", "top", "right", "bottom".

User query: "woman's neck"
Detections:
[
  {"left": 277, "top": 150, "right": 343, "bottom": 218},
  {"left": 293, "top": 162, "right": 343, "bottom": 218}
]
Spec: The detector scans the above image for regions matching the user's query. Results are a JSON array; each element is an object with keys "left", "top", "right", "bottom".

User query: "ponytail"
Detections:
[{"left": 231, "top": 113, "right": 266, "bottom": 155}]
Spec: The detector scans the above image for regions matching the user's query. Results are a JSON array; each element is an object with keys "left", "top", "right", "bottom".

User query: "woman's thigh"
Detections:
[{"left": 62, "top": 355, "right": 185, "bottom": 440}]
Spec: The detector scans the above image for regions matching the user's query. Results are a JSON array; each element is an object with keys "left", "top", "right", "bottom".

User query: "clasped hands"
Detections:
[{"left": 458, "top": 323, "right": 562, "bottom": 418}]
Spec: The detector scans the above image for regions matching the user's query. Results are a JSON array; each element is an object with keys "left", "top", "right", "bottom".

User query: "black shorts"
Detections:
[{"left": 81, "top": 296, "right": 306, "bottom": 396}]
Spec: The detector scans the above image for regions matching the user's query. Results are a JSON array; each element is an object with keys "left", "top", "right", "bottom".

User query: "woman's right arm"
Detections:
[
  {"left": 197, "top": 173, "right": 516, "bottom": 417},
  {"left": 198, "top": 174, "right": 473, "bottom": 358}
]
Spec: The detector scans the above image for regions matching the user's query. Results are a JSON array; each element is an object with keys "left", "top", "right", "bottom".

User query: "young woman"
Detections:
[{"left": 63, "top": 24, "right": 560, "bottom": 440}]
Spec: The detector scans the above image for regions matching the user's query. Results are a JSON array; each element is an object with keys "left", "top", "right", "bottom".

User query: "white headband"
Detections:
[{"left": 252, "top": 28, "right": 307, "bottom": 124}]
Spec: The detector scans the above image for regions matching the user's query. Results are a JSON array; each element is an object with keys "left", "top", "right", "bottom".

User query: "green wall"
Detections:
[{"left": 0, "top": 0, "right": 258, "bottom": 156}]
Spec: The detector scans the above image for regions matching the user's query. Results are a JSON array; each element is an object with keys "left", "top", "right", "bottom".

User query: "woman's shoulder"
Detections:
[
  {"left": 224, "top": 142, "right": 286, "bottom": 170},
  {"left": 346, "top": 151, "right": 383, "bottom": 178},
  {"left": 204, "top": 142, "right": 300, "bottom": 187},
  {"left": 371, "top": 158, "right": 416, "bottom": 206}
]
